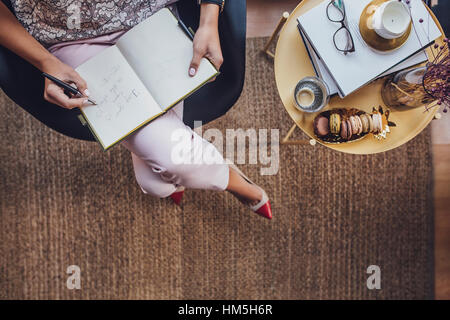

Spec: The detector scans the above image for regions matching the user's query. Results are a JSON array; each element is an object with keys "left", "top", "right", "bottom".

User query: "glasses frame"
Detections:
[{"left": 326, "top": 1, "right": 355, "bottom": 54}]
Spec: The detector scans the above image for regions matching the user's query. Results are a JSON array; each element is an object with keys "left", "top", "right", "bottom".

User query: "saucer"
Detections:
[{"left": 359, "top": 0, "right": 412, "bottom": 52}]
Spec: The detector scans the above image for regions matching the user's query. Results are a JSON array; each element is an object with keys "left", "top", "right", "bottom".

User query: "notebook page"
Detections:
[
  {"left": 297, "top": 0, "right": 441, "bottom": 97},
  {"left": 115, "top": 8, "right": 218, "bottom": 109},
  {"left": 76, "top": 46, "right": 163, "bottom": 149}
]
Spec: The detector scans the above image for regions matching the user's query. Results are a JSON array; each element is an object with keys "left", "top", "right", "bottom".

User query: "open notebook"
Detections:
[{"left": 76, "top": 8, "right": 219, "bottom": 151}]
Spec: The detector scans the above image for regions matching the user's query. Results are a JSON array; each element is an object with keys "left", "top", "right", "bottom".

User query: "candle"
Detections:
[{"left": 372, "top": 0, "right": 411, "bottom": 40}]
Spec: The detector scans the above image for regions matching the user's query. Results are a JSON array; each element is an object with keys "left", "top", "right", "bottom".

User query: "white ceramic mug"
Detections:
[{"left": 372, "top": 0, "right": 411, "bottom": 39}]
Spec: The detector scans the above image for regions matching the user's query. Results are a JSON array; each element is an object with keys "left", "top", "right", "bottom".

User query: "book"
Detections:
[
  {"left": 75, "top": 8, "right": 219, "bottom": 151},
  {"left": 297, "top": 0, "right": 441, "bottom": 98},
  {"left": 297, "top": 24, "right": 429, "bottom": 97}
]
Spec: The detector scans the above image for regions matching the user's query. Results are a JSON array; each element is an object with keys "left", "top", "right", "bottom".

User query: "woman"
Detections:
[{"left": 0, "top": 0, "right": 272, "bottom": 219}]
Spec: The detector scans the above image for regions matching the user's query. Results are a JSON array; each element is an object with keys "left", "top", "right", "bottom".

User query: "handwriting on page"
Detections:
[{"left": 92, "top": 64, "right": 142, "bottom": 121}]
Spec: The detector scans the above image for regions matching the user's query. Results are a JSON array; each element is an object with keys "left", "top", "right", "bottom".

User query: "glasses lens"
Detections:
[
  {"left": 327, "top": 1, "right": 345, "bottom": 22},
  {"left": 334, "top": 27, "right": 353, "bottom": 52}
]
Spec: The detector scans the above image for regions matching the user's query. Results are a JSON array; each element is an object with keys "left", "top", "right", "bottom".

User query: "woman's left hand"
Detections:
[{"left": 189, "top": 23, "right": 223, "bottom": 79}]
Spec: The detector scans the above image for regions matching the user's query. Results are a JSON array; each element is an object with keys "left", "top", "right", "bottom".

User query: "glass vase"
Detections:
[{"left": 381, "top": 66, "right": 435, "bottom": 108}]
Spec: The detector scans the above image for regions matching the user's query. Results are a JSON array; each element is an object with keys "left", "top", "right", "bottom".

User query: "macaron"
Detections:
[
  {"left": 340, "top": 120, "right": 351, "bottom": 140},
  {"left": 314, "top": 115, "right": 330, "bottom": 137},
  {"left": 349, "top": 116, "right": 359, "bottom": 135},
  {"left": 367, "top": 113, "right": 374, "bottom": 133},
  {"left": 355, "top": 115, "right": 363, "bottom": 135},
  {"left": 360, "top": 114, "right": 370, "bottom": 133},
  {"left": 346, "top": 119, "right": 353, "bottom": 139},
  {"left": 329, "top": 113, "right": 341, "bottom": 135}
]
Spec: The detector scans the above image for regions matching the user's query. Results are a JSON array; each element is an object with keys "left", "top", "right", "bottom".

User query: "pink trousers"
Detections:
[{"left": 49, "top": 31, "right": 229, "bottom": 197}]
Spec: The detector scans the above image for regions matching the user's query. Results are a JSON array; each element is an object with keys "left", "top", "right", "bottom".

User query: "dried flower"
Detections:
[
  {"left": 398, "top": 0, "right": 449, "bottom": 113},
  {"left": 423, "top": 43, "right": 450, "bottom": 112}
]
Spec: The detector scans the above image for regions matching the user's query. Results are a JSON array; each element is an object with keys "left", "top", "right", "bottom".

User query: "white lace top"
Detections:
[{"left": 10, "top": 0, "right": 178, "bottom": 47}]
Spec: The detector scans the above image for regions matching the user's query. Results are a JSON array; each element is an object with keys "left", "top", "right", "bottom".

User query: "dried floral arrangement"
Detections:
[
  {"left": 398, "top": 0, "right": 450, "bottom": 113},
  {"left": 423, "top": 40, "right": 449, "bottom": 113},
  {"left": 384, "top": 39, "right": 449, "bottom": 110}
]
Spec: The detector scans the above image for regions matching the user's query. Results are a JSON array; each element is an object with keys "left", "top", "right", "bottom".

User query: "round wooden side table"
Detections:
[{"left": 274, "top": 0, "right": 446, "bottom": 154}]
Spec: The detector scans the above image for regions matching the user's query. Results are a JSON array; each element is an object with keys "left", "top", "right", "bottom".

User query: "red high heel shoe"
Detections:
[
  {"left": 169, "top": 186, "right": 185, "bottom": 205},
  {"left": 226, "top": 160, "right": 272, "bottom": 219}
]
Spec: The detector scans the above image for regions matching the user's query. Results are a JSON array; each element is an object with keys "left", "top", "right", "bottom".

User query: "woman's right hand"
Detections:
[
  {"left": 1, "top": 2, "right": 89, "bottom": 109},
  {"left": 41, "top": 57, "right": 90, "bottom": 109}
]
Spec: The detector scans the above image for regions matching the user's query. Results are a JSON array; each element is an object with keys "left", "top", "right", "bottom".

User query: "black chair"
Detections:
[
  {"left": 426, "top": 0, "right": 449, "bottom": 37},
  {"left": 0, "top": 0, "right": 246, "bottom": 142}
]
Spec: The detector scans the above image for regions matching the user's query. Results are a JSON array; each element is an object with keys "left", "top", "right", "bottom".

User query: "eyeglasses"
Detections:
[{"left": 326, "top": 0, "right": 355, "bottom": 54}]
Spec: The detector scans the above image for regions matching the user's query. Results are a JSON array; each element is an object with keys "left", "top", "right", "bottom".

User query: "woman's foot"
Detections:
[
  {"left": 229, "top": 183, "right": 262, "bottom": 207},
  {"left": 226, "top": 161, "right": 272, "bottom": 219}
]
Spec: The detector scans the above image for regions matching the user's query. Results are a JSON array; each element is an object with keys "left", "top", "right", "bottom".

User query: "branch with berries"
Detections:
[
  {"left": 422, "top": 39, "right": 449, "bottom": 113},
  {"left": 399, "top": 0, "right": 449, "bottom": 113}
]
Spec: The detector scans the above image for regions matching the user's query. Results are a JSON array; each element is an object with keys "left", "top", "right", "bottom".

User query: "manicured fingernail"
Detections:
[
  {"left": 84, "top": 89, "right": 90, "bottom": 96},
  {"left": 189, "top": 67, "right": 196, "bottom": 76}
]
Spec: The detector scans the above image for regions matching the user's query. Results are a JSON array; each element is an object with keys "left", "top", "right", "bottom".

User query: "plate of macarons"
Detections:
[{"left": 313, "top": 106, "right": 395, "bottom": 144}]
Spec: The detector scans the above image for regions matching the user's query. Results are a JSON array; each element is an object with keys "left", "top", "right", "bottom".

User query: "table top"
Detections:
[{"left": 274, "top": 0, "right": 446, "bottom": 154}]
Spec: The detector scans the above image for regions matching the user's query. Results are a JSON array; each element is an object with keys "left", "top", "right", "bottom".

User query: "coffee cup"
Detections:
[
  {"left": 294, "top": 77, "right": 329, "bottom": 113},
  {"left": 372, "top": 0, "right": 411, "bottom": 40}
]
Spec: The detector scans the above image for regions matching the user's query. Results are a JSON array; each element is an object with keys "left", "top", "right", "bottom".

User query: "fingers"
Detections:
[
  {"left": 205, "top": 51, "right": 223, "bottom": 82},
  {"left": 41, "top": 60, "right": 91, "bottom": 108},
  {"left": 189, "top": 48, "right": 203, "bottom": 77},
  {"left": 190, "top": 50, "right": 224, "bottom": 80},
  {"left": 45, "top": 84, "right": 88, "bottom": 109},
  {"left": 69, "top": 71, "right": 89, "bottom": 97},
  {"left": 208, "top": 52, "right": 224, "bottom": 71},
  {"left": 189, "top": 26, "right": 223, "bottom": 78}
]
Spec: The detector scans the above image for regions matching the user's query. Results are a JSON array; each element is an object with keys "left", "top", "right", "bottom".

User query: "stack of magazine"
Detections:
[{"left": 297, "top": 0, "right": 442, "bottom": 98}]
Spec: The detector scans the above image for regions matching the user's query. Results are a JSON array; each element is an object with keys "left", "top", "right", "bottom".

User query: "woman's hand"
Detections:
[
  {"left": 41, "top": 56, "right": 90, "bottom": 109},
  {"left": 1, "top": 3, "right": 89, "bottom": 109},
  {"left": 189, "top": 3, "right": 222, "bottom": 79}
]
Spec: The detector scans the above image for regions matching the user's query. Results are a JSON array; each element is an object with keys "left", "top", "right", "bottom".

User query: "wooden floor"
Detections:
[{"left": 247, "top": 0, "right": 450, "bottom": 299}]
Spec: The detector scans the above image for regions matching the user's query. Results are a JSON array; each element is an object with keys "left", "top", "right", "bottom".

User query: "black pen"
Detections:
[
  {"left": 42, "top": 72, "right": 96, "bottom": 105},
  {"left": 178, "top": 19, "right": 195, "bottom": 41}
]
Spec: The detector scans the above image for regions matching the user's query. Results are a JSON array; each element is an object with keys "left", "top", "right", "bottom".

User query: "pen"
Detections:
[
  {"left": 42, "top": 72, "right": 97, "bottom": 105},
  {"left": 178, "top": 19, "right": 195, "bottom": 41}
]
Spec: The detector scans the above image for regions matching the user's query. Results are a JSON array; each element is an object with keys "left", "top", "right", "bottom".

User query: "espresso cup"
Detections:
[
  {"left": 294, "top": 77, "right": 329, "bottom": 113},
  {"left": 372, "top": 0, "right": 411, "bottom": 39}
]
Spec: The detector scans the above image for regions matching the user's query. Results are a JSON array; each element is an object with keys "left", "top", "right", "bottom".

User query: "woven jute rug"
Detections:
[{"left": 0, "top": 38, "right": 434, "bottom": 299}]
